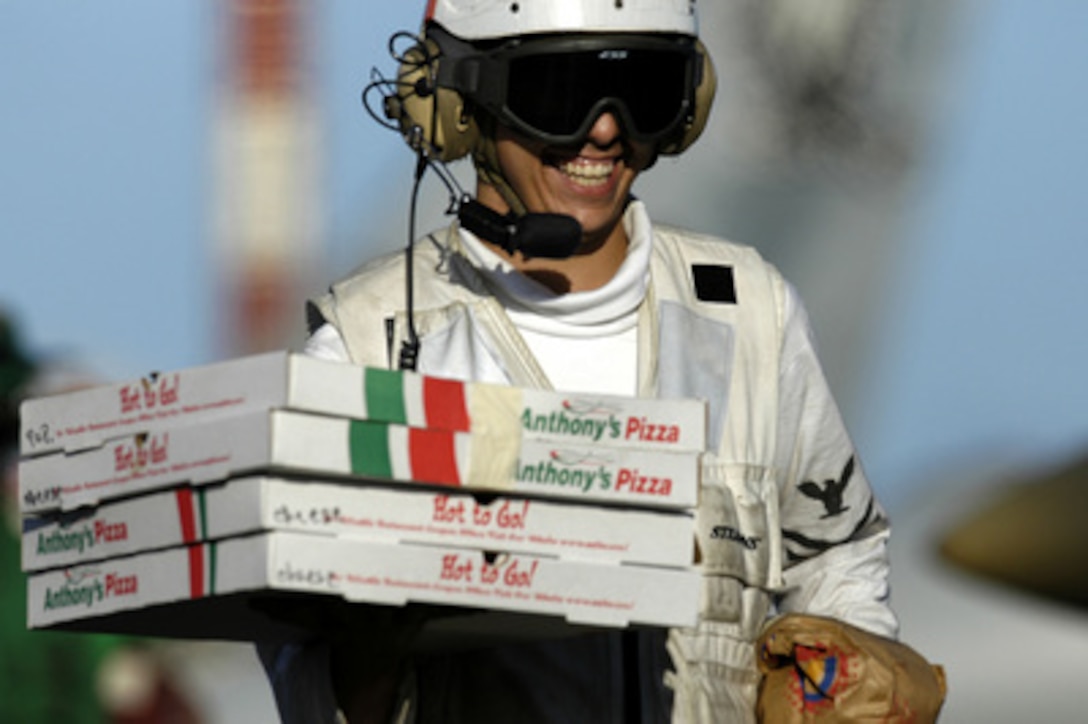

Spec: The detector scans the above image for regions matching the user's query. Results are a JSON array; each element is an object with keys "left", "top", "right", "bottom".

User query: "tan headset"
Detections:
[{"left": 384, "top": 30, "right": 718, "bottom": 164}]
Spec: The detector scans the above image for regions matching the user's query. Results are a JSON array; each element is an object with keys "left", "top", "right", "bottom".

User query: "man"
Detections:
[{"left": 261, "top": 2, "right": 899, "bottom": 722}]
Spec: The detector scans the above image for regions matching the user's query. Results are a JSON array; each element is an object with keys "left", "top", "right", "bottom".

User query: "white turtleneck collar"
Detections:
[{"left": 457, "top": 200, "right": 652, "bottom": 337}]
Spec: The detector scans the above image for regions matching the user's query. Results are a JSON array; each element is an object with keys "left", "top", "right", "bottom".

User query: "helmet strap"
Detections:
[
  {"left": 461, "top": 115, "right": 583, "bottom": 259},
  {"left": 471, "top": 115, "right": 529, "bottom": 217}
]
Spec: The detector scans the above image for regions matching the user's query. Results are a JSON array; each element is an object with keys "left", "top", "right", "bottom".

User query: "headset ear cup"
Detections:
[
  {"left": 660, "top": 39, "right": 717, "bottom": 156},
  {"left": 432, "top": 86, "right": 479, "bottom": 161},
  {"left": 393, "top": 37, "right": 479, "bottom": 163}
]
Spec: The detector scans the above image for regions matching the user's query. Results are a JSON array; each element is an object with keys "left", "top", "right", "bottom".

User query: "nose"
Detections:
[{"left": 585, "top": 111, "right": 623, "bottom": 148}]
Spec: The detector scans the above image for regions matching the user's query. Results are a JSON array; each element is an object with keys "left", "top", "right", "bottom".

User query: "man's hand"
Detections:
[{"left": 756, "top": 614, "right": 947, "bottom": 723}]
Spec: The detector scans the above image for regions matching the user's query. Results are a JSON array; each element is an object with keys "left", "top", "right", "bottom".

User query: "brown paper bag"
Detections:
[{"left": 756, "top": 614, "right": 947, "bottom": 723}]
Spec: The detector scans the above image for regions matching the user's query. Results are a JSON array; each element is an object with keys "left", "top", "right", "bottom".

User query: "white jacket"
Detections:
[{"left": 261, "top": 212, "right": 897, "bottom": 723}]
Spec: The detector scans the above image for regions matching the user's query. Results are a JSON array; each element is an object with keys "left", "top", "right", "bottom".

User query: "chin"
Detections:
[{"left": 574, "top": 207, "right": 624, "bottom": 232}]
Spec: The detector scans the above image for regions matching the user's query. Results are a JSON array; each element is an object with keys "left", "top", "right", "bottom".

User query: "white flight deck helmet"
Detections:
[
  {"left": 383, "top": 1, "right": 714, "bottom": 367},
  {"left": 388, "top": 0, "right": 717, "bottom": 192},
  {"left": 429, "top": 0, "right": 699, "bottom": 39}
]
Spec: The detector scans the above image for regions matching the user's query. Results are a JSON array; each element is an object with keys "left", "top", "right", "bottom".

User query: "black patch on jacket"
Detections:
[
  {"left": 692, "top": 264, "right": 737, "bottom": 304},
  {"left": 798, "top": 456, "right": 855, "bottom": 519}
]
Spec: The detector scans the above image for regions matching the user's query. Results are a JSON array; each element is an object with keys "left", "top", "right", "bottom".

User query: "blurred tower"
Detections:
[
  {"left": 639, "top": 0, "right": 957, "bottom": 417},
  {"left": 214, "top": 0, "right": 320, "bottom": 355}
]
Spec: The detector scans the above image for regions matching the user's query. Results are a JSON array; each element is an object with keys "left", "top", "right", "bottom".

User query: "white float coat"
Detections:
[{"left": 261, "top": 201, "right": 897, "bottom": 723}]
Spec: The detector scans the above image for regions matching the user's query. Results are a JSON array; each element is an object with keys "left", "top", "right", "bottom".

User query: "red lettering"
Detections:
[
  {"left": 95, "top": 520, "right": 129, "bottom": 543},
  {"left": 439, "top": 554, "right": 473, "bottom": 582},
  {"left": 472, "top": 504, "right": 492, "bottom": 525},
  {"left": 119, "top": 386, "right": 141, "bottom": 413},
  {"left": 615, "top": 469, "right": 671, "bottom": 496},
  {"left": 616, "top": 468, "right": 635, "bottom": 491},
  {"left": 480, "top": 562, "right": 500, "bottom": 584},
  {"left": 135, "top": 442, "right": 149, "bottom": 469},
  {"left": 142, "top": 380, "right": 157, "bottom": 408},
  {"left": 496, "top": 500, "right": 529, "bottom": 530},
  {"left": 105, "top": 573, "right": 138, "bottom": 596},
  {"left": 150, "top": 433, "right": 169, "bottom": 464},
  {"left": 624, "top": 417, "right": 681, "bottom": 444},
  {"left": 159, "top": 374, "right": 180, "bottom": 405},
  {"left": 432, "top": 495, "right": 466, "bottom": 524},
  {"left": 502, "top": 559, "right": 538, "bottom": 587},
  {"left": 113, "top": 445, "right": 133, "bottom": 472}
]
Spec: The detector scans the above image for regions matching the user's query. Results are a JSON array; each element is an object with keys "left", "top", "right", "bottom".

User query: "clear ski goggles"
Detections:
[{"left": 435, "top": 28, "right": 703, "bottom": 147}]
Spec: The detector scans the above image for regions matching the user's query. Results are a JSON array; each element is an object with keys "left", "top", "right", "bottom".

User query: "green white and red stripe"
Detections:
[
  {"left": 174, "top": 487, "right": 208, "bottom": 544},
  {"left": 186, "top": 542, "right": 216, "bottom": 599},
  {"left": 363, "top": 368, "right": 471, "bottom": 432},
  {"left": 349, "top": 420, "right": 465, "bottom": 487}
]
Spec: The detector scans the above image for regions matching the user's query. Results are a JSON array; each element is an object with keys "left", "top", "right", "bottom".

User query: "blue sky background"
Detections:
[
  {"left": 2, "top": 0, "right": 1087, "bottom": 514},
  {"left": 855, "top": 0, "right": 1088, "bottom": 506}
]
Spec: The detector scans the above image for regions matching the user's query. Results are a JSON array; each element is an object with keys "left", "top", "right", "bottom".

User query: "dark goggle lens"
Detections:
[{"left": 505, "top": 48, "right": 691, "bottom": 139}]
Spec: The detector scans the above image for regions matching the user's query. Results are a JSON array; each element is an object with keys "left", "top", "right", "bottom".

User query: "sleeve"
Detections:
[
  {"left": 772, "top": 282, "right": 898, "bottom": 639},
  {"left": 254, "top": 324, "right": 350, "bottom": 724},
  {"left": 303, "top": 323, "right": 352, "bottom": 362}
]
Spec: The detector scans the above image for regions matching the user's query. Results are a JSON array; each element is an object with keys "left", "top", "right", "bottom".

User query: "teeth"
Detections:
[{"left": 560, "top": 159, "right": 614, "bottom": 187}]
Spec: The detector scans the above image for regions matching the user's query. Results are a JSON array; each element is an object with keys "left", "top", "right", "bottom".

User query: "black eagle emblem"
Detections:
[{"left": 798, "top": 456, "right": 855, "bottom": 519}]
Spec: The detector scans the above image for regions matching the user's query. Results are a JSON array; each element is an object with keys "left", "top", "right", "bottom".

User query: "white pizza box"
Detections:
[
  {"left": 20, "top": 409, "right": 699, "bottom": 514},
  {"left": 26, "top": 531, "right": 701, "bottom": 643},
  {"left": 22, "top": 475, "right": 695, "bottom": 572},
  {"left": 19, "top": 351, "right": 707, "bottom": 457}
]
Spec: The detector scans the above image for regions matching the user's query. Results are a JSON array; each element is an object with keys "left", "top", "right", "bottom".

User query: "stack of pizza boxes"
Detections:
[{"left": 18, "top": 352, "right": 707, "bottom": 648}]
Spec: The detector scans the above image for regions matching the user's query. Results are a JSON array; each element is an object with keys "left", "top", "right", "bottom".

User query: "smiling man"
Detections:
[
  {"left": 259, "top": 2, "right": 908, "bottom": 723},
  {"left": 477, "top": 114, "right": 651, "bottom": 293}
]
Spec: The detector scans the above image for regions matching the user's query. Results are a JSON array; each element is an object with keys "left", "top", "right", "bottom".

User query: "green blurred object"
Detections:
[
  {"left": 939, "top": 453, "right": 1088, "bottom": 610},
  {"left": 0, "top": 524, "right": 119, "bottom": 723},
  {"left": 0, "top": 314, "right": 36, "bottom": 445},
  {"left": 0, "top": 314, "right": 35, "bottom": 393},
  {"left": 0, "top": 312, "right": 116, "bottom": 722}
]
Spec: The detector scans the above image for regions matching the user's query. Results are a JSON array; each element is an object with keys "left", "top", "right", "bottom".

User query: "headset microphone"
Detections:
[{"left": 457, "top": 198, "right": 582, "bottom": 259}]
